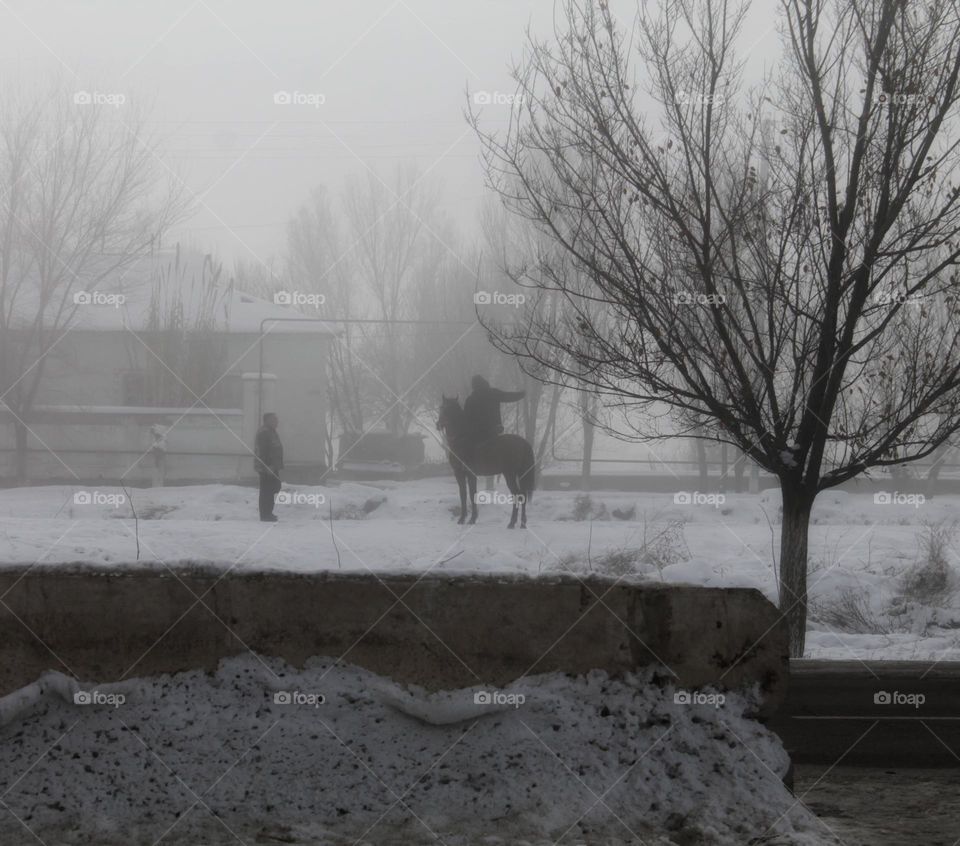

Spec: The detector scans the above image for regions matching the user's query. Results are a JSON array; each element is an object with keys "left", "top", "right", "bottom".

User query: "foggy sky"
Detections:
[{"left": 0, "top": 1, "right": 778, "bottom": 268}]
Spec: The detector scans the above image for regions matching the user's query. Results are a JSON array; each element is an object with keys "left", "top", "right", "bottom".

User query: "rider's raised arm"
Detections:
[{"left": 491, "top": 388, "right": 526, "bottom": 403}]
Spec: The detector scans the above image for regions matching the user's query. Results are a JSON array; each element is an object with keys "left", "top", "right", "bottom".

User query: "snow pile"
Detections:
[{"left": 0, "top": 656, "right": 828, "bottom": 845}]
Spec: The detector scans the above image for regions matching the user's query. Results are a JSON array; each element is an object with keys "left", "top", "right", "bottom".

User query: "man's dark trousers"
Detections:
[{"left": 259, "top": 472, "right": 281, "bottom": 520}]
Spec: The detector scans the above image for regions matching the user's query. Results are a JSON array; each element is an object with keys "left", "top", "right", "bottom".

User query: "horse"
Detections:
[{"left": 436, "top": 395, "right": 536, "bottom": 528}]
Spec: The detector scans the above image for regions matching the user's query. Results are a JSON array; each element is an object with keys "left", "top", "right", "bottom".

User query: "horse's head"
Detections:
[{"left": 437, "top": 394, "right": 461, "bottom": 434}]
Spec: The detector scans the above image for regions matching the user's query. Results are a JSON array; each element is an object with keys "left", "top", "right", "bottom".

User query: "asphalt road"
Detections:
[{"left": 795, "top": 766, "right": 960, "bottom": 845}]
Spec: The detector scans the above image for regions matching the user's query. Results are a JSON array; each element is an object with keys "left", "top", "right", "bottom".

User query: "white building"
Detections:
[{"left": 0, "top": 254, "right": 337, "bottom": 485}]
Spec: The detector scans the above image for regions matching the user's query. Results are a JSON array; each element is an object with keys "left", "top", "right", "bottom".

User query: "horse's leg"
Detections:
[
  {"left": 504, "top": 471, "right": 518, "bottom": 529},
  {"left": 520, "top": 490, "right": 527, "bottom": 529},
  {"left": 468, "top": 472, "right": 478, "bottom": 524},
  {"left": 456, "top": 469, "right": 467, "bottom": 524}
]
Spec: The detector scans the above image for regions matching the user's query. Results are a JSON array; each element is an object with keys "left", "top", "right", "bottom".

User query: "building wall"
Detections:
[{"left": 1, "top": 329, "right": 332, "bottom": 483}]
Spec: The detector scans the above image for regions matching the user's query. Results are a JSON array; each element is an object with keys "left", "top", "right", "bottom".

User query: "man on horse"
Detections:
[{"left": 463, "top": 376, "right": 525, "bottom": 468}]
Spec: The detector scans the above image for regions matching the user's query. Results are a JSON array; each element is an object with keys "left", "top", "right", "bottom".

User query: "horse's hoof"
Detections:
[
  {"left": 457, "top": 518, "right": 465, "bottom": 525},
  {"left": 507, "top": 523, "right": 515, "bottom": 529}
]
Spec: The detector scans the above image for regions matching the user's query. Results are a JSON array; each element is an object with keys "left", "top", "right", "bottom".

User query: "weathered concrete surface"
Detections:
[{"left": 0, "top": 567, "right": 789, "bottom": 713}]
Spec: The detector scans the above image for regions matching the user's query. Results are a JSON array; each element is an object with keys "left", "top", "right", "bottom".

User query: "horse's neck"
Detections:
[{"left": 445, "top": 410, "right": 467, "bottom": 441}]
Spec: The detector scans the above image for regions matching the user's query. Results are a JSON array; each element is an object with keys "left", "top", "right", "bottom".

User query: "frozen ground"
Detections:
[
  {"left": 0, "top": 655, "right": 826, "bottom": 845},
  {"left": 0, "top": 479, "right": 957, "bottom": 660}
]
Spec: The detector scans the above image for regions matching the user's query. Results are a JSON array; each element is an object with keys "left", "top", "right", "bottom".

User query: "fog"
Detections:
[
  {"left": 0, "top": 0, "right": 779, "bottom": 262},
  {"left": 1, "top": 3, "right": 956, "bottom": 842}
]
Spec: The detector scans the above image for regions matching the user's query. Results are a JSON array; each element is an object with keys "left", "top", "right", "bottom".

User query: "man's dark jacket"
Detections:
[
  {"left": 255, "top": 425, "right": 284, "bottom": 476},
  {"left": 463, "top": 385, "right": 525, "bottom": 444}
]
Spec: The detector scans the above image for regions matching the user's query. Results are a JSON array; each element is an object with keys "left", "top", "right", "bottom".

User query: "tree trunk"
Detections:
[
  {"left": 719, "top": 443, "right": 728, "bottom": 494},
  {"left": 926, "top": 442, "right": 951, "bottom": 500},
  {"left": 695, "top": 434, "right": 708, "bottom": 490},
  {"left": 523, "top": 378, "right": 542, "bottom": 446},
  {"left": 733, "top": 446, "right": 746, "bottom": 493},
  {"left": 535, "top": 384, "right": 563, "bottom": 465},
  {"left": 14, "top": 418, "right": 28, "bottom": 484},
  {"left": 779, "top": 485, "right": 814, "bottom": 658},
  {"left": 581, "top": 411, "right": 595, "bottom": 492}
]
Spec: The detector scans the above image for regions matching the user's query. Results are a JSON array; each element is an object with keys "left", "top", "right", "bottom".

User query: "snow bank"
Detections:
[{"left": 0, "top": 656, "right": 828, "bottom": 845}]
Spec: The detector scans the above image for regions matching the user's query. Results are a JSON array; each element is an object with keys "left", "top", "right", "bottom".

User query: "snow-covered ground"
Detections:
[
  {"left": 0, "top": 479, "right": 957, "bottom": 660},
  {"left": 0, "top": 655, "right": 827, "bottom": 845}
]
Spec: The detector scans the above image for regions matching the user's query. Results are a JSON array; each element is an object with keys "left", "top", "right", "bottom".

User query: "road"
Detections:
[{"left": 796, "top": 766, "right": 960, "bottom": 845}]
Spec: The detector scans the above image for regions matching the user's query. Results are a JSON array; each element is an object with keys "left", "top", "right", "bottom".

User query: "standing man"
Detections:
[{"left": 255, "top": 412, "right": 283, "bottom": 522}]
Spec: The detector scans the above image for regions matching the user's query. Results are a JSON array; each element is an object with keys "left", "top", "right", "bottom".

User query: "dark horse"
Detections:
[{"left": 437, "top": 395, "right": 536, "bottom": 528}]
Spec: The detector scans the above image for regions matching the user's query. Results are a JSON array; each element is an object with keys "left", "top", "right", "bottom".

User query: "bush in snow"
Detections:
[
  {"left": 899, "top": 520, "right": 957, "bottom": 606},
  {"left": 809, "top": 587, "right": 892, "bottom": 636}
]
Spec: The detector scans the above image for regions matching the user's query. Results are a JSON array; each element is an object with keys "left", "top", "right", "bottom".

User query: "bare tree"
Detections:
[
  {"left": 472, "top": 0, "right": 960, "bottom": 655},
  {"left": 0, "top": 81, "right": 187, "bottom": 481},
  {"left": 284, "top": 185, "right": 367, "bottom": 450},
  {"left": 283, "top": 169, "right": 493, "bottom": 466},
  {"left": 136, "top": 247, "right": 231, "bottom": 408},
  {"left": 343, "top": 164, "right": 460, "bottom": 436}
]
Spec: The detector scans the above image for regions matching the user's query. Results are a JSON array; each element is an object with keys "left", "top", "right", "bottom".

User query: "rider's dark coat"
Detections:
[{"left": 463, "top": 382, "right": 525, "bottom": 445}]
